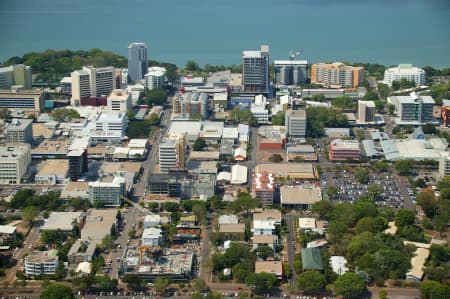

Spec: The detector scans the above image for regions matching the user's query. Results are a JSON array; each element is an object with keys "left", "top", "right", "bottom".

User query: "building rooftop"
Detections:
[
  {"left": 108, "top": 89, "right": 130, "bottom": 100},
  {"left": 385, "top": 64, "right": 424, "bottom": 74},
  {"left": 0, "top": 225, "right": 16, "bottom": 234},
  {"left": 256, "top": 163, "right": 316, "bottom": 179},
  {"left": 169, "top": 121, "right": 202, "bottom": 137},
  {"left": 281, "top": 186, "right": 322, "bottom": 205},
  {"left": 96, "top": 111, "right": 126, "bottom": 122},
  {"left": 391, "top": 94, "right": 435, "bottom": 105},
  {"left": 42, "top": 212, "right": 83, "bottom": 231},
  {"left": 81, "top": 209, "right": 117, "bottom": 242},
  {"left": 253, "top": 209, "right": 282, "bottom": 223},
  {"left": 252, "top": 234, "right": 278, "bottom": 244},
  {"left": 301, "top": 248, "right": 323, "bottom": 270},
  {"left": 219, "top": 215, "right": 239, "bottom": 225},
  {"left": 298, "top": 217, "right": 317, "bottom": 230},
  {"left": 32, "top": 123, "right": 54, "bottom": 139},
  {"left": 142, "top": 227, "right": 162, "bottom": 239},
  {"left": 219, "top": 223, "right": 245, "bottom": 233},
  {"left": 330, "top": 139, "right": 360, "bottom": 150},
  {"left": 62, "top": 181, "right": 89, "bottom": 193},
  {"left": 255, "top": 261, "right": 282, "bottom": 276},
  {"left": 330, "top": 256, "right": 349, "bottom": 275},
  {"left": 37, "top": 159, "right": 69, "bottom": 176},
  {"left": 5, "top": 119, "right": 32, "bottom": 131},
  {"left": 26, "top": 250, "right": 58, "bottom": 263},
  {"left": 0, "top": 144, "right": 30, "bottom": 159},
  {"left": 274, "top": 60, "right": 308, "bottom": 65}
]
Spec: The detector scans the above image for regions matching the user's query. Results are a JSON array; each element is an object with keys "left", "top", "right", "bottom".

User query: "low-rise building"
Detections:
[
  {"left": 0, "top": 90, "right": 45, "bottom": 112},
  {"left": 32, "top": 140, "right": 71, "bottom": 159},
  {"left": 258, "top": 126, "right": 286, "bottom": 150},
  {"left": 251, "top": 234, "right": 278, "bottom": 251},
  {"left": 256, "top": 163, "right": 317, "bottom": 180},
  {"left": 329, "top": 139, "right": 360, "bottom": 161},
  {"left": 60, "top": 181, "right": 89, "bottom": 200},
  {"left": 253, "top": 219, "right": 276, "bottom": 236},
  {"left": 143, "top": 214, "right": 161, "bottom": 228},
  {"left": 142, "top": 227, "right": 163, "bottom": 247},
  {"left": 81, "top": 209, "right": 118, "bottom": 244},
  {"left": 218, "top": 215, "right": 239, "bottom": 226},
  {"left": 35, "top": 159, "right": 69, "bottom": 185},
  {"left": 301, "top": 248, "right": 323, "bottom": 271},
  {"left": 219, "top": 223, "right": 246, "bottom": 241},
  {"left": 0, "top": 225, "right": 16, "bottom": 244},
  {"left": 280, "top": 186, "right": 322, "bottom": 209},
  {"left": 255, "top": 261, "right": 283, "bottom": 280},
  {"left": 41, "top": 212, "right": 83, "bottom": 234},
  {"left": 25, "top": 250, "right": 59, "bottom": 276},
  {"left": 286, "top": 145, "right": 317, "bottom": 161},
  {"left": 4, "top": 119, "right": 33, "bottom": 144}
]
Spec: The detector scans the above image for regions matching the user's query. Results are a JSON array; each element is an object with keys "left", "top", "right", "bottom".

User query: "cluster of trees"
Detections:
[
  {"left": 271, "top": 111, "right": 285, "bottom": 126},
  {"left": 391, "top": 78, "right": 416, "bottom": 91},
  {"left": 126, "top": 115, "right": 158, "bottom": 139},
  {"left": 51, "top": 108, "right": 80, "bottom": 122},
  {"left": 332, "top": 97, "right": 354, "bottom": 110},
  {"left": 423, "top": 81, "right": 450, "bottom": 105},
  {"left": 211, "top": 242, "right": 256, "bottom": 282},
  {"left": 193, "top": 138, "right": 207, "bottom": 151},
  {"left": 143, "top": 88, "right": 168, "bottom": 107},
  {"left": 184, "top": 60, "right": 241, "bottom": 74},
  {"left": 311, "top": 199, "right": 422, "bottom": 286},
  {"left": 306, "top": 106, "right": 348, "bottom": 138},
  {"left": 11, "top": 189, "right": 62, "bottom": 211},
  {"left": 228, "top": 108, "right": 257, "bottom": 126},
  {"left": 148, "top": 60, "right": 178, "bottom": 83},
  {"left": 2, "top": 49, "right": 127, "bottom": 85}
]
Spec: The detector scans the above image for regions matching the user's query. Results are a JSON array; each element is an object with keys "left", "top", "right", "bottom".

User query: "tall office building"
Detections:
[
  {"left": 128, "top": 42, "right": 148, "bottom": 82},
  {"left": 383, "top": 64, "right": 425, "bottom": 87},
  {"left": 0, "top": 64, "right": 32, "bottom": 90},
  {"left": 71, "top": 66, "right": 115, "bottom": 106},
  {"left": 5, "top": 119, "right": 33, "bottom": 144},
  {"left": 311, "top": 62, "right": 364, "bottom": 88},
  {"left": 285, "top": 109, "right": 307, "bottom": 139},
  {"left": 357, "top": 100, "right": 376, "bottom": 123},
  {"left": 388, "top": 92, "right": 435, "bottom": 124},
  {"left": 159, "top": 135, "right": 185, "bottom": 173},
  {"left": 67, "top": 149, "right": 88, "bottom": 181},
  {"left": 274, "top": 60, "right": 307, "bottom": 86},
  {"left": 242, "top": 45, "right": 270, "bottom": 94},
  {"left": 0, "top": 144, "right": 31, "bottom": 185}
]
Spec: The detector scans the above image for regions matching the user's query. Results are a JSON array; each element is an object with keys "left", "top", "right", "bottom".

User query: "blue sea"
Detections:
[{"left": 0, "top": 0, "right": 449, "bottom": 68}]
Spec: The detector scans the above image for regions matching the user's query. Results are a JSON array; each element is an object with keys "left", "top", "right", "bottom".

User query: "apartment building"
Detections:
[
  {"left": 25, "top": 250, "right": 59, "bottom": 276},
  {"left": 311, "top": 62, "right": 364, "bottom": 88},
  {"left": 145, "top": 67, "right": 166, "bottom": 90},
  {"left": 71, "top": 66, "right": 115, "bottom": 105},
  {"left": 88, "top": 176, "right": 126, "bottom": 206},
  {"left": 383, "top": 64, "right": 425, "bottom": 87},
  {"left": 159, "top": 135, "right": 186, "bottom": 173}
]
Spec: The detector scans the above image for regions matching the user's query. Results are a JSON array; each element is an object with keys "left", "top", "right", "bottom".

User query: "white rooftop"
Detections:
[
  {"left": 330, "top": 256, "right": 349, "bottom": 275},
  {"left": 142, "top": 227, "right": 162, "bottom": 239},
  {"left": 42, "top": 212, "right": 83, "bottom": 231},
  {"left": 0, "top": 225, "right": 16, "bottom": 234},
  {"left": 298, "top": 218, "right": 317, "bottom": 230}
]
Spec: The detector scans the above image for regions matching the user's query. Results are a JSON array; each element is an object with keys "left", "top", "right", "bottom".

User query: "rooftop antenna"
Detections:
[{"left": 289, "top": 50, "right": 303, "bottom": 60}]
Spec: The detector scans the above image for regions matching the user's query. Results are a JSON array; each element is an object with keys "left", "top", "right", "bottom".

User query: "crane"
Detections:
[{"left": 289, "top": 50, "right": 303, "bottom": 60}]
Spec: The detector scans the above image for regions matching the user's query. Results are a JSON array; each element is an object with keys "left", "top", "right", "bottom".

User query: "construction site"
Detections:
[{"left": 120, "top": 244, "right": 195, "bottom": 282}]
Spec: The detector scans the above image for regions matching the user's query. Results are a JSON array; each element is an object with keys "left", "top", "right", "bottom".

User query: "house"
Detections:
[
  {"left": 253, "top": 209, "right": 282, "bottom": 225},
  {"left": 219, "top": 224, "right": 246, "bottom": 241},
  {"left": 218, "top": 215, "right": 239, "bottom": 226},
  {"left": 142, "top": 227, "right": 163, "bottom": 247},
  {"left": 252, "top": 219, "right": 276, "bottom": 236},
  {"left": 255, "top": 261, "right": 283, "bottom": 280},
  {"left": 251, "top": 235, "right": 278, "bottom": 251},
  {"left": 301, "top": 248, "right": 323, "bottom": 270},
  {"left": 179, "top": 215, "right": 197, "bottom": 227},
  {"left": 298, "top": 218, "right": 317, "bottom": 231}
]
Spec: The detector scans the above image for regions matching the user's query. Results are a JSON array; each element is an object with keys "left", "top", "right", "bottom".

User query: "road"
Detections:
[
  {"left": 198, "top": 224, "right": 212, "bottom": 283},
  {"left": 283, "top": 213, "right": 297, "bottom": 288},
  {"left": 2, "top": 221, "right": 41, "bottom": 284}
]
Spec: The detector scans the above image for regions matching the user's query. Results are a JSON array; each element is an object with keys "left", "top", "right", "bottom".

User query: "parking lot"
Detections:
[{"left": 331, "top": 170, "right": 405, "bottom": 208}]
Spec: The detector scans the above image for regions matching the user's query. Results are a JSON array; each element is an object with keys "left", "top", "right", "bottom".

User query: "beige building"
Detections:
[
  {"left": 159, "top": 134, "right": 186, "bottom": 173},
  {"left": 0, "top": 64, "right": 32, "bottom": 89},
  {"left": 357, "top": 100, "right": 376, "bottom": 123},
  {"left": 71, "top": 66, "right": 115, "bottom": 105},
  {"left": 35, "top": 160, "right": 69, "bottom": 185},
  {"left": 285, "top": 109, "right": 306, "bottom": 139},
  {"left": 0, "top": 144, "right": 31, "bottom": 184},
  {"left": 107, "top": 89, "right": 131, "bottom": 113},
  {"left": 0, "top": 90, "right": 45, "bottom": 112},
  {"left": 311, "top": 62, "right": 364, "bottom": 88}
]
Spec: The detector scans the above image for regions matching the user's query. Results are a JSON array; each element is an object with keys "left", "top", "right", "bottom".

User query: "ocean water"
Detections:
[{"left": 0, "top": 0, "right": 449, "bottom": 68}]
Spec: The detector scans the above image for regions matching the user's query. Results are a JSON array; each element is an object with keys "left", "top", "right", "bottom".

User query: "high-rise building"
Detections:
[
  {"left": 159, "top": 135, "right": 185, "bottom": 173},
  {"left": 144, "top": 67, "right": 166, "bottom": 90},
  {"left": 311, "top": 62, "right": 364, "bottom": 88},
  {"left": 242, "top": 45, "right": 270, "bottom": 94},
  {"left": 67, "top": 149, "right": 88, "bottom": 181},
  {"left": 128, "top": 42, "right": 148, "bottom": 82},
  {"left": 107, "top": 89, "right": 131, "bottom": 113},
  {"left": 285, "top": 109, "right": 306, "bottom": 139},
  {"left": 383, "top": 64, "right": 425, "bottom": 87},
  {"left": 274, "top": 60, "right": 307, "bottom": 86},
  {"left": 0, "top": 64, "right": 32, "bottom": 89},
  {"left": 5, "top": 118, "right": 33, "bottom": 144},
  {"left": 388, "top": 92, "right": 435, "bottom": 124},
  {"left": 357, "top": 100, "right": 376, "bottom": 123},
  {"left": 70, "top": 66, "right": 115, "bottom": 106},
  {"left": 0, "top": 144, "right": 31, "bottom": 184}
]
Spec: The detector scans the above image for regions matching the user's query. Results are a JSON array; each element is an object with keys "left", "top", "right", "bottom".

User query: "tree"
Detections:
[
  {"left": 122, "top": 274, "right": 144, "bottom": 290},
  {"left": 355, "top": 168, "right": 369, "bottom": 184},
  {"left": 420, "top": 280, "right": 449, "bottom": 299},
  {"left": 0, "top": 108, "right": 10, "bottom": 119},
  {"left": 255, "top": 245, "right": 274, "bottom": 260},
  {"left": 23, "top": 206, "right": 39, "bottom": 224},
  {"left": 229, "top": 108, "right": 256, "bottom": 126},
  {"left": 193, "top": 278, "right": 208, "bottom": 293},
  {"left": 193, "top": 138, "right": 207, "bottom": 151},
  {"left": 126, "top": 109, "right": 135, "bottom": 120},
  {"left": 367, "top": 184, "right": 383, "bottom": 200},
  {"left": 374, "top": 100, "right": 385, "bottom": 113},
  {"left": 306, "top": 106, "right": 348, "bottom": 138},
  {"left": 185, "top": 60, "right": 201, "bottom": 72},
  {"left": 312, "top": 200, "right": 334, "bottom": 220},
  {"left": 245, "top": 272, "right": 278, "bottom": 295},
  {"left": 379, "top": 290, "right": 388, "bottom": 299},
  {"left": 40, "top": 284, "right": 74, "bottom": 299},
  {"left": 232, "top": 263, "right": 251, "bottom": 283},
  {"left": 145, "top": 88, "right": 168, "bottom": 106},
  {"left": 231, "top": 192, "right": 259, "bottom": 215},
  {"left": 192, "top": 203, "right": 207, "bottom": 225},
  {"left": 363, "top": 90, "right": 379, "bottom": 101},
  {"left": 268, "top": 154, "right": 283, "bottom": 163},
  {"left": 96, "top": 275, "right": 118, "bottom": 291},
  {"left": 163, "top": 201, "right": 179, "bottom": 212},
  {"left": 271, "top": 111, "right": 285, "bottom": 125},
  {"left": 377, "top": 83, "right": 390, "bottom": 99},
  {"left": 297, "top": 270, "right": 326, "bottom": 295},
  {"left": 154, "top": 277, "right": 171, "bottom": 295},
  {"left": 394, "top": 160, "right": 414, "bottom": 176},
  {"left": 128, "top": 229, "right": 136, "bottom": 238},
  {"left": 100, "top": 235, "right": 115, "bottom": 251},
  {"left": 148, "top": 202, "right": 159, "bottom": 212},
  {"left": 51, "top": 108, "right": 80, "bottom": 122},
  {"left": 416, "top": 191, "right": 439, "bottom": 218},
  {"left": 334, "top": 272, "right": 367, "bottom": 299},
  {"left": 208, "top": 195, "right": 223, "bottom": 211},
  {"left": 327, "top": 220, "right": 349, "bottom": 244},
  {"left": 355, "top": 217, "right": 387, "bottom": 234},
  {"left": 395, "top": 209, "right": 415, "bottom": 227}
]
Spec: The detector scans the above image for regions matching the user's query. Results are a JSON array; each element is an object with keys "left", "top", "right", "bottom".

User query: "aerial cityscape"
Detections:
[{"left": 0, "top": 1, "right": 449, "bottom": 299}]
